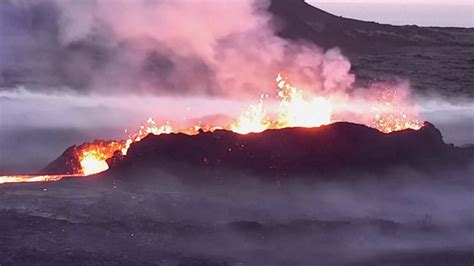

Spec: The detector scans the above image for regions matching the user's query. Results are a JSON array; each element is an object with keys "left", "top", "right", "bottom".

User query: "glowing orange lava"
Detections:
[
  {"left": 121, "top": 118, "right": 173, "bottom": 155},
  {"left": 230, "top": 74, "right": 333, "bottom": 134},
  {"left": 276, "top": 74, "right": 332, "bottom": 128},
  {"left": 2, "top": 74, "right": 424, "bottom": 183},
  {"left": 76, "top": 141, "right": 125, "bottom": 175},
  {"left": 231, "top": 99, "right": 270, "bottom": 134},
  {"left": 72, "top": 119, "right": 173, "bottom": 176},
  {"left": 370, "top": 89, "right": 422, "bottom": 133},
  {"left": 0, "top": 175, "right": 67, "bottom": 184}
]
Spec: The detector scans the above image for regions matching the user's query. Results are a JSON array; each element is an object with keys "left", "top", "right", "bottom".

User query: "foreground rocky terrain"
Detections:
[{"left": 2, "top": 167, "right": 474, "bottom": 266}]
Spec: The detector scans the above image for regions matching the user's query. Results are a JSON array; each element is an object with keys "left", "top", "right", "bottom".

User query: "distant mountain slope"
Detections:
[
  {"left": 1, "top": 0, "right": 472, "bottom": 97},
  {"left": 267, "top": 0, "right": 474, "bottom": 98},
  {"left": 269, "top": 0, "right": 474, "bottom": 51}
]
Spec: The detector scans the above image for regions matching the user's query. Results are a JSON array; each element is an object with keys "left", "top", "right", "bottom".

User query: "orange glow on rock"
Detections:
[
  {"left": 370, "top": 89, "right": 422, "bottom": 133},
  {"left": 2, "top": 74, "right": 424, "bottom": 182}
]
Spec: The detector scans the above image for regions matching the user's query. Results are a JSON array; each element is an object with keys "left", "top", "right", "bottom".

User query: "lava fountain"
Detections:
[{"left": 0, "top": 74, "right": 423, "bottom": 184}]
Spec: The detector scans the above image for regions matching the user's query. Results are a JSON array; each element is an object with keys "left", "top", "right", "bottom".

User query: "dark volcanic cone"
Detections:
[
  {"left": 41, "top": 140, "right": 125, "bottom": 175},
  {"left": 41, "top": 145, "right": 82, "bottom": 175},
  {"left": 40, "top": 122, "right": 473, "bottom": 180},
  {"left": 105, "top": 122, "right": 472, "bottom": 180}
]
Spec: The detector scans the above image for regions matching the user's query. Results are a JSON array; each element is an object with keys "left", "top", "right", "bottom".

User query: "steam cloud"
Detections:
[
  {"left": 1, "top": 0, "right": 355, "bottom": 98},
  {"left": 0, "top": 0, "right": 359, "bottom": 173}
]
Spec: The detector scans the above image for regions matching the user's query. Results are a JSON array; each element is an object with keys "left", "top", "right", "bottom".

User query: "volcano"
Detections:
[{"left": 41, "top": 122, "right": 474, "bottom": 181}]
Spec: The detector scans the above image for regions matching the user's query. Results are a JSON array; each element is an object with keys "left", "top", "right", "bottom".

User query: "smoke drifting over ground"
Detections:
[{"left": 1, "top": 168, "right": 474, "bottom": 265}]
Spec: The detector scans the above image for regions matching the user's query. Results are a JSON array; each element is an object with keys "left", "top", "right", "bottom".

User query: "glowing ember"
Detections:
[
  {"left": 2, "top": 74, "right": 424, "bottom": 183},
  {"left": 231, "top": 99, "right": 270, "bottom": 134},
  {"left": 121, "top": 118, "right": 173, "bottom": 155},
  {"left": 370, "top": 89, "right": 422, "bottom": 133},
  {"left": 276, "top": 74, "right": 332, "bottom": 128},
  {"left": 191, "top": 124, "right": 223, "bottom": 134},
  {"left": 64, "top": 86, "right": 425, "bottom": 176},
  {"left": 0, "top": 175, "right": 66, "bottom": 184},
  {"left": 77, "top": 141, "right": 125, "bottom": 175},
  {"left": 74, "top": 118, "right": 173, "bottom": 176},
  {"left": 230, "top": 74, "right": 334, "bottom": 134}
]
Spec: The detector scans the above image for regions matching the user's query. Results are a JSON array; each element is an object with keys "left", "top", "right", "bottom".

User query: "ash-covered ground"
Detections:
[{"left": 1, "top": 167, "right": 473, "bottom": 266}]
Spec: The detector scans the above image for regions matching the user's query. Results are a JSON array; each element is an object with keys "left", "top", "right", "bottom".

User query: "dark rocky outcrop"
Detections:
[
  {"left": 41, "top": 145, "right": 81, "bottom": 175},
  {"left": 41, "top": 140, "right": 123, "bottom": 175},
  {"left": 268, "top": 0, "right": 474, "bottom": 52},
  {"left": 104, "top": 122, "right": 473, "bottom": 180},
  {"left": 39, "top": 122, "right": 473, "bottom": 180}
]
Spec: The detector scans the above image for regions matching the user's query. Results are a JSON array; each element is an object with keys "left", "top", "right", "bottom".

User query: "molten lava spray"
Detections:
[
  {"left": 76, "top": 141, "right": 125, "bottom": 176},
  {"left": 1, "top": 74, "right": 423, "bottom": 184},
  {"left": 370, "top": 89, "right": 422, "bottom": 133},
  {"left": 276, "top": 74, "right": 332, "bottom": 128},
  {"left": 230, "top": 74, "right": 334, "bottom": 134},
  {"left": 231, "top": 99, "right": 270, "bottom": 134}
]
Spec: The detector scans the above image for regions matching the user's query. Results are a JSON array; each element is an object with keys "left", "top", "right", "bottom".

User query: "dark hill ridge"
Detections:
[
  {"left": 268, "top": 0, "right": 474, "bottom": 98},
  {"left": 41, "top": 122, "right": 474, "bottom": 178},
  {"left": 1, "top": 0, "right": 472, "bottom": 97},
  {"left": 105, "top": 122, "right": 472, "bottom": 179},
  {"left": 41, "top": 145, "right": 81, "bottom": 175},
  {"left": 269, "top": 0, "right": 474, "bottom": 52}
]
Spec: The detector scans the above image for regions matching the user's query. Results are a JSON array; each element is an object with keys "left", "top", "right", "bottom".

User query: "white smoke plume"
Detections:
[{"left": 2, "top": 0, "right": 355, "bottom": 98}]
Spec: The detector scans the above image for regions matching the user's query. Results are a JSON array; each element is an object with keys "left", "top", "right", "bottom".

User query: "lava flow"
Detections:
[
  {"left": 0, "top": 175, "right": 68, "bottom": 184},
  {"left": 74, "top": 119, "right": 174, "bottom": 176},
  {"left": 1, "top": 74, "right": 423, "bottom": 184}
]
